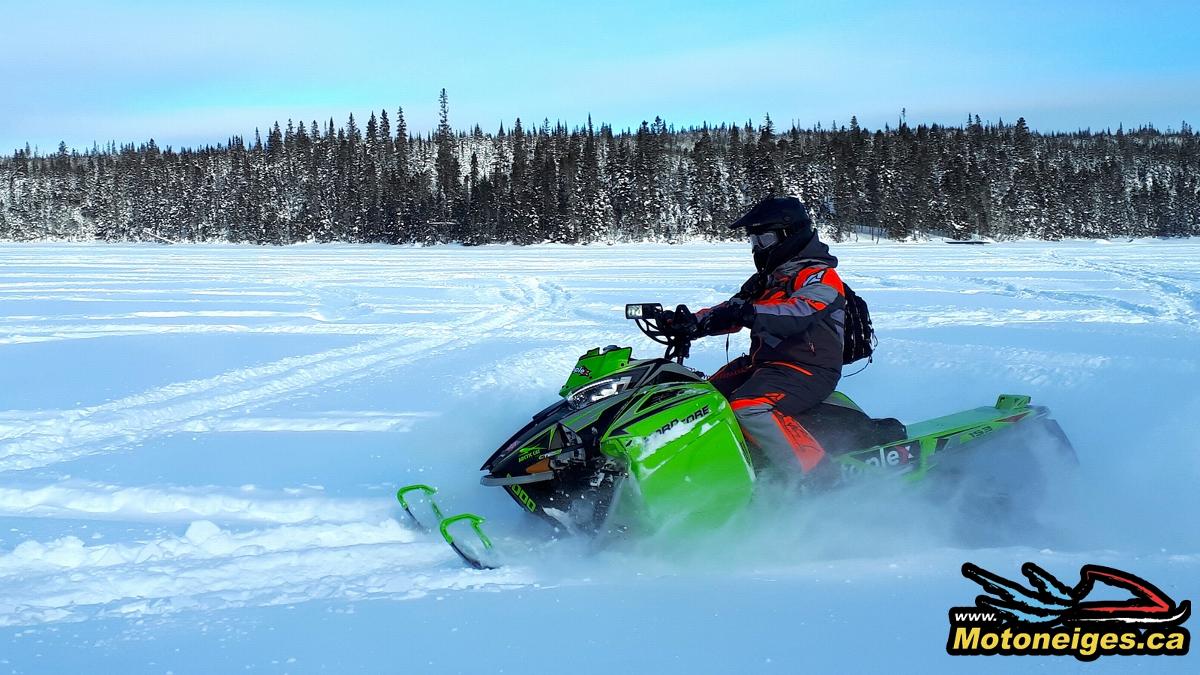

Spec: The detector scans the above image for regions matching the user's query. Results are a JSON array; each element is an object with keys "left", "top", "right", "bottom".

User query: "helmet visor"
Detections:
[{"left": 749, "top": 230, "right": 780, "bottom": 253}]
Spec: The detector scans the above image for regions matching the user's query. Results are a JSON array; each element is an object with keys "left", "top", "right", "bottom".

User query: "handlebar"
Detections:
[{"left": 624, "top": 303, "right": 694, "bottom": 363}]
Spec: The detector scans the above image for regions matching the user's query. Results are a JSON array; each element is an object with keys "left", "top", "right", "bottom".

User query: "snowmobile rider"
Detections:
[{"left": 672, "top": 196, "right": 846, "bottom": 479}]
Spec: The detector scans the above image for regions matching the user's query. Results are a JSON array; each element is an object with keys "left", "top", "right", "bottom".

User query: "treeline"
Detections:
[{"left": 2, "top": 91, "right": 1198, "bottom": 243}]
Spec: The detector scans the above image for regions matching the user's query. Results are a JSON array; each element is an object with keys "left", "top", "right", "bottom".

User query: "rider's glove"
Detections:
[
  {"left": 661, "top": 304, "right": 699, "bottom": 337},
  {"left": 697, "top": 298, "right": 754, "bottom": 335}
]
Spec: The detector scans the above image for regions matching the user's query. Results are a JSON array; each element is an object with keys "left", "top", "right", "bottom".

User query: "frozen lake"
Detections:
[{"left": 0, "top": 239, "right": 1197, "bottom": 672}]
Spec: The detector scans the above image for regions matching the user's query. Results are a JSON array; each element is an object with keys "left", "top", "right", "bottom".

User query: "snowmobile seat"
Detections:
[{"left": 795, "top": 400, "right": 908, "bottom": 455}]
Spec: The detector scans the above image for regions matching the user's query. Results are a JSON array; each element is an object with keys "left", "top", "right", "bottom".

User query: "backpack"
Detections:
[{"left": 841, "top": 284, "right": 876, "bottom": 365}]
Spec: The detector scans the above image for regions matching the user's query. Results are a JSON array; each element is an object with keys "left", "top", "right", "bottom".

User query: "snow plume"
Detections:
[
  {"left": 1035, "top": 394, "right": 1200, "bottom": 554},
  {"left": 599, "top": 420, "right": 1090, "bottom": 573},
  {"left": 625, "top": 394, "right": 1200, "bottom": 572},
  {"left": 615, "top": 470, "right": 958, "bottom": 573}
]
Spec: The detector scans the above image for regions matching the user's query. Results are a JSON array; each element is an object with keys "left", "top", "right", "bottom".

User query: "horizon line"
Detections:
[{"left": 6, "top": 111, "right": 1195, "bottom": 157}]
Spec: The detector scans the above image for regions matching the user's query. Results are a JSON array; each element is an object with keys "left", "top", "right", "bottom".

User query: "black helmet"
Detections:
[{"left": 729, "top": 197, "right": 815, "bottom": 269}]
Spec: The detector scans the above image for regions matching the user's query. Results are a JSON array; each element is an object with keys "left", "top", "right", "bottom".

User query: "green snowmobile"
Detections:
[{"left": 400, "top": 303, "right": 1075, "bottom": 568}]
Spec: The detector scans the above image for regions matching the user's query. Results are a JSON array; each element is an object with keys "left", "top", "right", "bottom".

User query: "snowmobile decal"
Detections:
[
  {"left": 652, "top": 405, "right": 711, "bottom": 437},
  {"left": 966, "top": 425, "right": 995, "bottom": 440},
  {"left": 608, "top": 388, "right": 708, "bottom": 436},
  {"left": 507, "top": 483, "right": 537, "bottom": 512},
  {"left": 838, "top": 441, "right": 919, "bottom": 480}
]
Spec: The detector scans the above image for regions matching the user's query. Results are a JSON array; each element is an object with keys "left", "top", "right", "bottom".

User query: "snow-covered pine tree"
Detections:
[{"left": 2, "top": 98, "right": 1196, "bottom": 244}]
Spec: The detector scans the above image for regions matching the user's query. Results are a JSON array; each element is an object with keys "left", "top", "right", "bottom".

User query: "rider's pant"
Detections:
[{"left": 709, "top": 356, "right": 839, "bottom": 475}]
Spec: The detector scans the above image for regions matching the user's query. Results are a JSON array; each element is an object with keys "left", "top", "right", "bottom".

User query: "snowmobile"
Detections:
[{"left": 400, "top": 303, "right": 1075, "bottom": 568}]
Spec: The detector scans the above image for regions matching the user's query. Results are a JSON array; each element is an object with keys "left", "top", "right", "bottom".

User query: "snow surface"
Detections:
[{"left": 0, "top": 240, "right": 1197, "bottom": 673}]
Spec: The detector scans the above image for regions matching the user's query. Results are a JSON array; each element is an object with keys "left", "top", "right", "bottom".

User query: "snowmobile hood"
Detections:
[{"left": 559, "top": 346, "right": 634, "bottom": 397}]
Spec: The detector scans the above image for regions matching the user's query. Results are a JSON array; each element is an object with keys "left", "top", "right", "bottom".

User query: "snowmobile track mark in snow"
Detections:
[{"left": 0, "top": 284, "right": 546, "bottom": 472}]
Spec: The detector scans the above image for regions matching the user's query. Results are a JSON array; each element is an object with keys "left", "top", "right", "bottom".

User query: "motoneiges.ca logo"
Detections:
[{"left": 947, "top": 561, "right": 1190, "bottom": 660}]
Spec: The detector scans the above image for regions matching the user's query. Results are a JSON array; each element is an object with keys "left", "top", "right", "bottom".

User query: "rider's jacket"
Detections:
[{"left": 702, "top": 236, "right": 846, "bottom": 379}]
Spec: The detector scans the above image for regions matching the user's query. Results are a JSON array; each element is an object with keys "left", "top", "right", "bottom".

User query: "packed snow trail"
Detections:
[{"left": 0, "top": 241, "right": 1197, "bottom": 673}]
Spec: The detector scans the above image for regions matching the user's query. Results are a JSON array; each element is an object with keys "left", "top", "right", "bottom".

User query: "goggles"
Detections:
[{"left": 749, "top": 230, "right": 781, "bottom": 252}]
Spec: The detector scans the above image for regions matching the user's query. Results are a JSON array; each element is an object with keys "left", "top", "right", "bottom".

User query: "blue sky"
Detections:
[{"left": 3, "top": 0, "right": 1198, "bottom": 152}]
